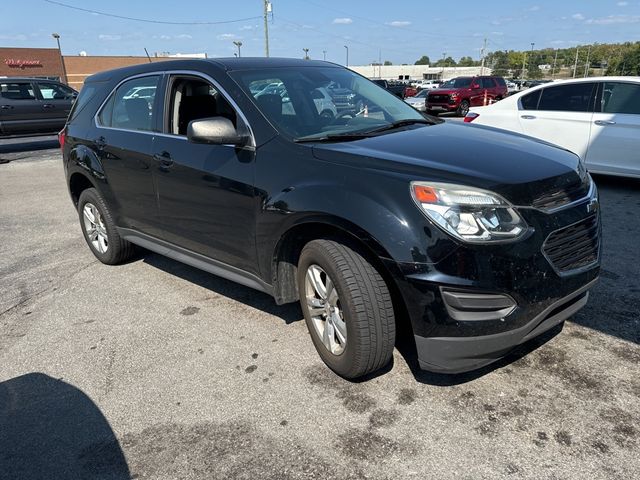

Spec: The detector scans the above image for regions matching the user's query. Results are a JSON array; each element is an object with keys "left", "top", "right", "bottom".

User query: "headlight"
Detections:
[{"left": 410, "top": 182, "right": 529, "bottom": 243}]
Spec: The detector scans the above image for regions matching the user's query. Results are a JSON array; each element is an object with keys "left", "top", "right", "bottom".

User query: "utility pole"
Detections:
[
  {"left": 551, "top": 49, "right": 558, "bottom": 79},
  {"left": 480, "top": 38, "right": 487, "bottom": 76},
  {"left": 521, "top": 53, "right": 527, "bottom": 79},
  {"left": 323, "top": 50, "right": 326, "bottom": 61},
  {"left": 263, "top": 0, "right": 271, "bottom": 57},
  {"left": 584, "top": 44, "right": 591, "bottom": 77},
  {"left": 573, "top": 47, "right": 580, "bottom": 78},
  {"left": 344, "top": 45, "right": 349, "bottom": 67}
]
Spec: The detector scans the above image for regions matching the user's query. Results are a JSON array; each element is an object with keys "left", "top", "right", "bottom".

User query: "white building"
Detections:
[{"left": 348, "top": 64, "right": 489, "bottom": 81}]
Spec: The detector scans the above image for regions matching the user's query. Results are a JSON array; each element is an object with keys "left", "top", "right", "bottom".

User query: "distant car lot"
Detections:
[{"left": 1, "top": 137, "right": 639, "bottom": 479}]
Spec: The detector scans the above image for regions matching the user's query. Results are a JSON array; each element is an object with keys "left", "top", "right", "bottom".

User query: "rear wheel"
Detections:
[
  {"left": 78, "top": 188, "right": 135, "bottom": 265},
  {"left": 297, "top": 239, "right": 395, "bottom": 379},
  {"left": 457, "top": 99, "right": 470, "bottom": 117}
]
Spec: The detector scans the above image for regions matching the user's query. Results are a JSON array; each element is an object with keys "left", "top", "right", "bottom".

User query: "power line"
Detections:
[{"left": 43, "top": 0, "right": 262, "bottom": 25}]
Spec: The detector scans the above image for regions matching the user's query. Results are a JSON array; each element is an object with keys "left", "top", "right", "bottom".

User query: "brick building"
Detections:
[{"left": 1, "top": 47, "right": 199, "bottom": 91}]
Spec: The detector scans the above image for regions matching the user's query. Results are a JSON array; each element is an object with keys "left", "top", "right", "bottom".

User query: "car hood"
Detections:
[
  {"left": 405, "top": 97, "right": 425, "bottom": 103},
  {"left": 310, "top": 122, "right": 584, "bottom": 206}
]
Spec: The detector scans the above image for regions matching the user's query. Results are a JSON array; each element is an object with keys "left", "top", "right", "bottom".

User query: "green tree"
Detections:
[
  {"left": 383, "top": 60, "right": 393, "bottom": 66},
  {"left": 433, "top": 56, "right": 457, "bottom": 67},
  {"left": 414, "top": 55, "right": 431, "bottom": 65},
  {"left": 458, "top": 56, "right": 477, "bottom": 67}
]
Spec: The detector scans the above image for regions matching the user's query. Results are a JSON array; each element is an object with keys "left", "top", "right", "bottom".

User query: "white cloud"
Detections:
[
  {"left": 387, "top": 20, "right": 411, "bottom": 27},
  {"left": 176, "top": 34, "right": 192, "bottom": 39},
  {"left": 0, "top": 34, "right": 27, "bottom": 41},
  {"left": 332, "top": 17, "right": 353, "bottom": 24},
  {"left": 529, "top": 5, "right": 540, "bottom": 11},
  {"left": 98, "top": 34, "right": 122, "bottom": 41},
  {"left": 217, "top": 33, "right": 239, "bottom": 40},
  {"left": 239, "top": 25, "right": 255, "bottom": 31},
  {"left": 586, "top": 14, "right": 640, "bottom": 24},
  {"left": 617, "top": 1, "right": 629, "bottom": 6},
  {"left": 159, "top": 35, "right": 171, "bottom": 40},
  {"left": 571, "top": 13, "right": 585, "bottom": 20}
]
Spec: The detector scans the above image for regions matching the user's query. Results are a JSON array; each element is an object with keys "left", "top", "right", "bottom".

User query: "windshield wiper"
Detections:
[
  {"left": 294, "top": 132, "right": 375, "bottom": 143},
  {"left": 363, "top": 118, "right": 439, "bottom": 135}
]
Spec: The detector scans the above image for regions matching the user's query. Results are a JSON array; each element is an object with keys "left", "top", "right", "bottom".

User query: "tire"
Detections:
[
  {"left": 78, "top": 188, "right": 135, "bottom": 265},
  {"left": 297, "top": 239, "right": 395, "bottom": 379},
  {"left": 457, "top": 99, "right": 470, "bottom": 117},
  {"left": 320, "top": 109, "right": 334, "bottom": 120}
]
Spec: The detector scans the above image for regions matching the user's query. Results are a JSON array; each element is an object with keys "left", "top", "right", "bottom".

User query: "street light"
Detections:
[
  {"left": 529, "top": 42, "right": 535, "bottom": 74},
  {"left": 344, "top": 45, "right": 349, "bottom": 67},
  {"left": 303, "top": 48, "right": 310, "bottom": 60},
  {"left": 233, "top": 41, "right": 242, "bottom": 58},
  {"left": 323, "top": 50, "right": 327, "bottom": 61},
  {"left": 51, "top": 33, "right": 68, "bottom": 84}
]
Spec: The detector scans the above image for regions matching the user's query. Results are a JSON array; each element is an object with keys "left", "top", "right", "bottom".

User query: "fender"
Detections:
[
  {"left": 259, "top": 181, "right": 459, "bottom": 285},
  {"left": 67, "top": 144, "right": 106, "bottom": 182}
]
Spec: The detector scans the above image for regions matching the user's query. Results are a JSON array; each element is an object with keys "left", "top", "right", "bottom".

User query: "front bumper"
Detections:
[
  {"left": 386, "top": 187, "right": 601, "bottom": 374},
  {"left": 414, "top": 278, "right": 595, "bottom": 373}
]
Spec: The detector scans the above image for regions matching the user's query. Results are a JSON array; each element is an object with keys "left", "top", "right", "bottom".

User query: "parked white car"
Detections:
[
  {"left": 404, "top": 89, "right": 429, "bottom": 111},
  {"left": 414, "top": 79, "right": 441, "bottom": 90},
  {"left": 506, "top": 81, "right": 518, "bottom": 95},
  {"left": 465, "top": 77, "right": 640, "bottom": 178}
]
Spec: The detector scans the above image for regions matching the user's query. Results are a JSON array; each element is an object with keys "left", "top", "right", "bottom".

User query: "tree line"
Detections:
[{"left": 412, "top": 42, "right": 640, "bottom": 78}]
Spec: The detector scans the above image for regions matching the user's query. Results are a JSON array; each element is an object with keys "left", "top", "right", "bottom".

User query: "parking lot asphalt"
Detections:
[{"left": 1, "top": 136, "right": 639, "bottom": 480}]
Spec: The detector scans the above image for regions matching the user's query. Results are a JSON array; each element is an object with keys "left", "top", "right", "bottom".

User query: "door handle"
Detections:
[
  {"left": 42, "top": 104, "right": 54, "bottom": 109},
  {"left": 594, "top": 120, "right": 616, "bottom": 126},
  {"left": 153, "top": 151, "right": 174, "bottom": 168},
  {"left": 1, "top": 105, "right": 14, "bottom": 110},
  {"left": 520, "top": 115, "right": 536, "bottom": 120}
]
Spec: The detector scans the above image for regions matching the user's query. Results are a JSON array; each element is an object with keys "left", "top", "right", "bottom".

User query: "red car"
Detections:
[{"left": 426, "top": 76, "right": 507, "bottom": 116}]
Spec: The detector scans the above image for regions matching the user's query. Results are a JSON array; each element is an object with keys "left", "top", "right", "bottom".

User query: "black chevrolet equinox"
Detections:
[{"left": 62, "top": 58, "right": 600, "bottom": 379}]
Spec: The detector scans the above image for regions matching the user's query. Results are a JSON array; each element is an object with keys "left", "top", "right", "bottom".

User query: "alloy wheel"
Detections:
[{"left": 82, "top": 202, "right": 109, "bottom": 254}]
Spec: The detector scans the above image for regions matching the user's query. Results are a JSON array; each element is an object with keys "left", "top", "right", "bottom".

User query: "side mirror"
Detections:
[{"left": 187, "top": 117, "right": 248, "bottom": 146}]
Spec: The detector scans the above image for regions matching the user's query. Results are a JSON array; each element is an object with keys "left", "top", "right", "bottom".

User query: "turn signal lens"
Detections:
[
  {"left": 464, "top": 112, "right": 480, "bottom": 123},
  {"left": 412, "top": 185, "right": 438, "bottom": 203}
]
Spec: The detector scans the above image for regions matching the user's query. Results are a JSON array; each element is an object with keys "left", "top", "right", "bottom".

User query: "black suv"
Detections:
[
  {"left": 0, "top": 78, "right": 77, "bottom": 136},
  {"left": 62, "top": 58, "right": 600, "bottom": 379}
]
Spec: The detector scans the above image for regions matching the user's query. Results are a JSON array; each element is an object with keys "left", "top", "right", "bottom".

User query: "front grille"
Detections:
[
  {"left": 532, "top": 177, "right": 591, "bottom": 211},
  {"left": 543, "top": 214, "right": 599, "bottom": 273},
  {"left": 428, "top": 94, "right": 450, "bottom": 103}
]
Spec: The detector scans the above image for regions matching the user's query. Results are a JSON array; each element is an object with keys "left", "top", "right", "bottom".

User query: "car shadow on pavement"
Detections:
[
  {"left": 0, "top": 138, "right": 59, "bottom": 154},
  {"left": 0, "top": 373, "right": 130, "bottom": 479},
  {"left": 143, "top": 253, "right": 304, "bottom": 324}
]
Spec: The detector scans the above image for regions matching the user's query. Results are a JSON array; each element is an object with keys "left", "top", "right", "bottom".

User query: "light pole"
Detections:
[
  {"left": 51, "top": 33, "right": 68, "bottom": 84},
  {"left": 233, "top": 41, "right": 242, "bottom": 57},
  {"left": 323, "top": 50, "right": 326, "bottom": 61},
  {"left": 584, "top": 44, "right": 592, "bottom": 77},
  {"left": 303, "top": 48, "right": 310, "bottom": 60},
  {"left": 344, "top": 45, "right": 349, "bottom": 67},
  {"left": 529, "top": 42, "right": 535, "bottom": 75},
  {"left": 263, "top": 0, "right": 270, "bottom": 57}
]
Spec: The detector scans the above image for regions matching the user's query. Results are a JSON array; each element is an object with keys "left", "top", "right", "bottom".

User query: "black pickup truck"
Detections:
[{"left": 371, "top": 79, "right": 407, "bottom": 99}]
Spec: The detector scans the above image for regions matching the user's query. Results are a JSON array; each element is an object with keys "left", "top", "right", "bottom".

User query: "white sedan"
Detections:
[
  {"left": 465, "top": 77, "right": 640, "bottom": 178},
  {"left": 404, "top": 89, "right": 429, "bottom": 111}
]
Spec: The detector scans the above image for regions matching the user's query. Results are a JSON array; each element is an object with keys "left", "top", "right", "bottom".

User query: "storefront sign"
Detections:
[{"left": 4, "top": 59, "right": 43, "bottom": 69}]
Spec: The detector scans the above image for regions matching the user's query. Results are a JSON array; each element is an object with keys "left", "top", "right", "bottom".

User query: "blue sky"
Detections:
[{"left": 2, "top": 1, "right": 639, "bottom": 64}]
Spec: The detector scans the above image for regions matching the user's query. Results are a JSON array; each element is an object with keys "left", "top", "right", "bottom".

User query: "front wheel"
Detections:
[
  {"left": 457, "top": 99, "right": 470, "bottom": 117},
  {"left": 297, "top": 240, "right": 396, "bottom": 379}
]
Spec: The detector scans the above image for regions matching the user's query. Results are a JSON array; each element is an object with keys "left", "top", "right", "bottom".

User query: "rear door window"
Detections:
[
  {"left": 537, "top": 83, "right": 596, "bottom": 112},
  {"left": 481, "top": 78, "right": 495, "bottom": 88},
  {"left": 0, "top": 82, "right": 36, "bottom": 100},
  {"left": 601, "top": 82, "right": 640, "bottom": 115},
  {"left": 97, "top": 75, "right": 160, "bottom": 131}
]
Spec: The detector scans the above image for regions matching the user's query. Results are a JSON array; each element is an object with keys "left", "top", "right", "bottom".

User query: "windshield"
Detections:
[
  {"left": 440, "top": 77, "right": 472, "bottom": 89},
  {"left": 231, "top": 66, "right": 425, "bottom": 141}
]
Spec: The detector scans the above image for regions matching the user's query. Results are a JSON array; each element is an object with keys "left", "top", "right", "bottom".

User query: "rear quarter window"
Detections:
[
  {"left": 537, "top": 83, "right": 596, "bottom": 112},
  {"left": 68, "top": 83, "right": 99, "bottom": 122},
  {"left": 520, "top": 89, "right": 541, "bottom": 110}
]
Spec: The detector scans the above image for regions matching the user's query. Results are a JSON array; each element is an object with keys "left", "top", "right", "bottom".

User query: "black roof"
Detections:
[{"left": 86, "top": 57, "right": 339, "bottom": 83}]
